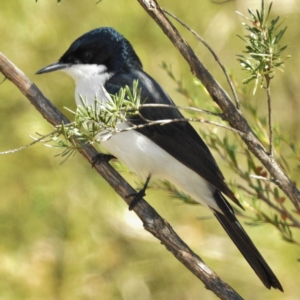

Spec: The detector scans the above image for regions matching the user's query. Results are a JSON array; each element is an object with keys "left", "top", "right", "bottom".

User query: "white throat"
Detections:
[{"left": 63, "top": 64, "right": 113, "bottom": 105}]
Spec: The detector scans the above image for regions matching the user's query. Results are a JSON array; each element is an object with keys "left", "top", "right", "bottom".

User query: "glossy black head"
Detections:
[
  {"left": 59, "top": 27, "right": 142, "bottom": 73},
  {"left": 36, "top": 27, "right": 143, "bottom": 75}
]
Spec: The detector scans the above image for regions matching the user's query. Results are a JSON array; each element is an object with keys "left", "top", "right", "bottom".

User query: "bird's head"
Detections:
[{"left": 36, "top": 27, "right": 143, "bottom": 80}]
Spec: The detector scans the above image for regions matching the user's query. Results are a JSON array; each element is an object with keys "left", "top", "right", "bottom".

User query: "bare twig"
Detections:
[
  {"left": 161, "top": 8, "right": 241, "bottom": 110},
  {"left": 115, "top": 115, "right": 242, "bottom": 137},
  {"left": 0, "top": 130, "right": 58, "bottom": 154},
  {"left": 0, "top": 52, "right": 243, "bottom": 300},
  {"left": 142, "top": 103, "right": 221, "bottom": 116},
  {"left": 265, "top": 76, "right": 273, "bottom": 157}
]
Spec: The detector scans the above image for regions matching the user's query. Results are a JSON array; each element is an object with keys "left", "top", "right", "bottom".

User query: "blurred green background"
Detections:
[{"left": 0, "top": 0, "right": 299, "bottom": 299}]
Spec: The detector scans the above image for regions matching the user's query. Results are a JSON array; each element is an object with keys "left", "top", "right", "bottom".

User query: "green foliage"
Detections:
[{"left": 236, "top": 0, "right": 289, "bottom": 93}]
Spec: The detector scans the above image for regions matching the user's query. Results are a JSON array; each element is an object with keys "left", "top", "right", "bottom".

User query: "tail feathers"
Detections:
[{"left": 213, "top": 191, "right": 283, "bottom": 291}]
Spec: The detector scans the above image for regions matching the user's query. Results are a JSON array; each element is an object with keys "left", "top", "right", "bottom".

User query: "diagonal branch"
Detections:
[
  {"left": 137, "top": 0, "right": 300, "bottom": 210},
  {"left": 0, "top": 52, "right": 243, "bottom": 300}
]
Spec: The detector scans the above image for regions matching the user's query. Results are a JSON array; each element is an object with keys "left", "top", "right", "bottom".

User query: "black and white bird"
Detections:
[{"left": 36, "top": 27, "right": 282, "bottom": 291}]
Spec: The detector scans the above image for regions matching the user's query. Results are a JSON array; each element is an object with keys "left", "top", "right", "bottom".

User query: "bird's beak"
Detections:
[{"left": 36, "top": 62, "right": 71, "bottom": 74}]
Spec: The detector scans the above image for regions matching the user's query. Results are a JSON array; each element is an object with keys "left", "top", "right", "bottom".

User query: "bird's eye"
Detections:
[{"left": 82, "top": 51, "right": 92, "bottom": 63}]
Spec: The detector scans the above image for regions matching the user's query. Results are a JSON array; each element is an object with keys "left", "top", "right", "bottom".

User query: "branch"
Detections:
[
  {"left": 137, "top": 0, "right": 300, "bottom": 210},
  {"left": 0, "top": 53, "right": 243, "bottom": 300},
  {"left": 265, "top": 76, "right": 273, "bottom": 157}
]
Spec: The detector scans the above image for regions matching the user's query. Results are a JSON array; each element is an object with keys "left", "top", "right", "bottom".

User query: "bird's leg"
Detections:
[
  {"left": 127, "top": 174, "right": 152, "bottom": 210},
  {"left": 92, "top": 153, "right": 115, "bottom": 167}
]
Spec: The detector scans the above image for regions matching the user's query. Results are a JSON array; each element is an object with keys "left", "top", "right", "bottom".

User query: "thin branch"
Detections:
[
  {"left": 118, "top": 116, "right": 243, "bottom": 135},
  {"left": 265, "top": 76, "right": 273, "bottom": 157},
  {"left": 250, "top": 175, "right": 274, "bottom": 182},
  {"left": 141, "top": 103, "right": 222, "bottom": 116},
  {"left": 0, "top": 52, "right": 243, "bottom": 300},
  {"left": 0, "top": 130, "right": 59, "bottom": 155},
  {"left": 161, "top": 8, "right": 241, "bottom": 110}
]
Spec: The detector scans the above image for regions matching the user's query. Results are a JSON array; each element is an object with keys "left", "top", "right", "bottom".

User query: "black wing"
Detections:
[
  {"left": 105, "top": 69, "right": 283, "bottom": 291},
  {"left": 105, "top": 69, "right": 240, "bottom": 207}
]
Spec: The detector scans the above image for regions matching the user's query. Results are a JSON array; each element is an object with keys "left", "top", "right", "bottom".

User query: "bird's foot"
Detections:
[
  {"left": 92, "top": 153, "right": 115, "bottom": 167},
  {"left": 127, "top": 174, "right": 151, "bottom": 210}
]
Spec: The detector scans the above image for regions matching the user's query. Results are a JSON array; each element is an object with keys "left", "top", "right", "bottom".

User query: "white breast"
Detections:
[{"left": 101, "top": 128, "right": 218, "bottom": 211}]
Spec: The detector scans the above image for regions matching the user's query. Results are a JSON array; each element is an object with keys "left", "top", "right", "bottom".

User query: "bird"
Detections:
[{"left": 36, "top": 27, "right": 283, "bottom": 291}]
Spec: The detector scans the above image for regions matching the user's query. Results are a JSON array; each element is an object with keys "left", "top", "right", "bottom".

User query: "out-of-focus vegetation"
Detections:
[{"left": 0, "top": 1, "right": 299, "bottom": 299}]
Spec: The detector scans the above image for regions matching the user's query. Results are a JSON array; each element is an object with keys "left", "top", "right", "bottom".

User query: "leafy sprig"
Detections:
[
  {"left": 48, "top": 80, "right": 142, "bottom": 159},
  {"left": 236, "top": 0, "right": 289, "bottom": 92}
]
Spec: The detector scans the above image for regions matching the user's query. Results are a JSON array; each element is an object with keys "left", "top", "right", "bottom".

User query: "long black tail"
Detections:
[{"left": 213, "top": 191, "right": 283, "bottom": 291}]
